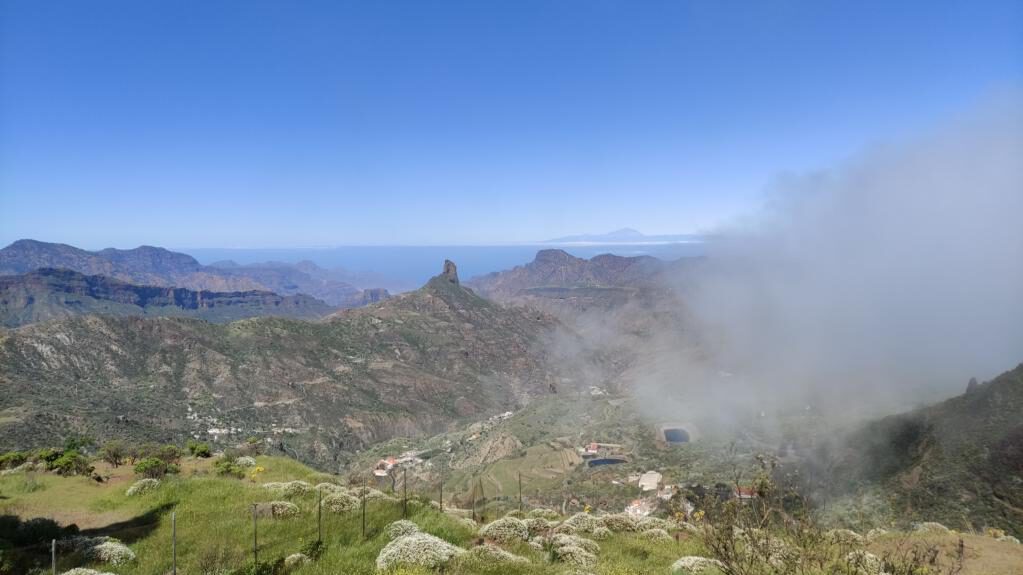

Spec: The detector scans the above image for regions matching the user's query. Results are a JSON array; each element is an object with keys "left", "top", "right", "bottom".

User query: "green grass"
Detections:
[
  {"left": 0, "top": 455, "right": 711, "bottom": 575},
  {"left": 3, "top": 455, "right": 1020, "bottom": 575}
]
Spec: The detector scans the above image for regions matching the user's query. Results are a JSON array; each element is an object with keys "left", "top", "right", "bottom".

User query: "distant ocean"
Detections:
[{"left": 185, "top": 242, "right": 705, "bottom": 291}]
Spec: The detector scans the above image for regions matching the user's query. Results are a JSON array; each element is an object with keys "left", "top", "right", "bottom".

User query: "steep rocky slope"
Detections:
[
  {"left": 0, "top": 268, "right": 335, "bottom": 326},
  {"left": 822, "top": 364, "right": 1023, "bottom": 535},
  {"left": 0, "top": 239, "right": 386, "bottom": 306},
  {"left": 0, "top": 261, "right": 566, "bottom": 469}
]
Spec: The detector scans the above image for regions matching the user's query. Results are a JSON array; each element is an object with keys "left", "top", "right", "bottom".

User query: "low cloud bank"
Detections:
[{"left": 638, "top": 97, "right": 1023, "bottom": 422}]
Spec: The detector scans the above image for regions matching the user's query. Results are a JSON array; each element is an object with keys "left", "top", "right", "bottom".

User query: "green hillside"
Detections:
[{"left": 824, "top": 364, "right": 1023, "bottom": 536}]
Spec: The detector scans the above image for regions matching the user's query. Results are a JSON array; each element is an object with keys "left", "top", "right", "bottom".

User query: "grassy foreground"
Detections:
[{"left": 1, "top": 455, "right": 1020, "bottom": 574}]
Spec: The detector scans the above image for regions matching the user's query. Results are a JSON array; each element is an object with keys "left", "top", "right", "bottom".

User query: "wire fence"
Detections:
[{"left": 7, "top": 473, "right": 529, "bottom": 575}]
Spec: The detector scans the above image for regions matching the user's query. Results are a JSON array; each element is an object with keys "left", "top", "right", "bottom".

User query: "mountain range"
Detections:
[
  {"left": 0, "top": 239, "right": 389, "bottom": 307},
  {"left": 0, "top": 260, "right": 572, "bottom": 468},
  {"left": 0, "top": 268, "right": 335, "bottom": 327}
]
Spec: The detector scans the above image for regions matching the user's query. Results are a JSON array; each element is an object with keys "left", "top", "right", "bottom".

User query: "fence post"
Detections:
[
  {"left": 172, "top": 511, "right": 177, "bottom": 575},
  {"left": 470, "top": 480, "right": 477, "bottom": 523},
  {"left": 518, "top": 471, "right": 522, "bottom": 512},
  {"left": 402, "top": 468, "right": 408, "bottom": 519},
  {"left": 318, "top": 487, "right": 323, "bottom": 543},
  {"left": 361, "top": 492, "right": 367, "bottom": 539},
  {"left": 439, "top": 482, "right": 443, "bottom": 512},
  {"left": 51, "top": 539, "right": 55, "bottom": 575},
  {"left": 252, "top": 504, "right": 259, "bottom": 565}
]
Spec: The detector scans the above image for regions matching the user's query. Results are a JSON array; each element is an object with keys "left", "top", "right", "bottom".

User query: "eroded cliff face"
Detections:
[
  {"left": 0, "top": 268, "right": 336, "bottom": 326},
  {"left": 0, "top": 262, "right": 571, "bottom": 469}
]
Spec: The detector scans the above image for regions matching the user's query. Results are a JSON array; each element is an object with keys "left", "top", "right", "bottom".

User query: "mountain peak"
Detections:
[{"left": 442, "top": 259, "right": 459, "bottom": 284}]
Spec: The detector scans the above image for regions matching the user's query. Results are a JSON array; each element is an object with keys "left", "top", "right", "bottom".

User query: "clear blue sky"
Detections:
[{"left": 1, "top": 0, "right": 1020, "bottom": 248}]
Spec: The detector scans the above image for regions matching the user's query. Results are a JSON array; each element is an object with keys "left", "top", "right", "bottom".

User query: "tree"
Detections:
[
  {"left": 187, "top": 440, "right": 212, "bottom": 458},
  {"left": 100, "top": 440, "right": 128, "bottom": 467},
  {"left": 134, "top": 457, "right": 179, "bottom": 479},
  {"left": 50, "top": 450, "right": 93, "bottom": 476}
]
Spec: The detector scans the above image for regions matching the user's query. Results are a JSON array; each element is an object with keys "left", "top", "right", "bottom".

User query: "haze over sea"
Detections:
[{"left": 185, "top": 242, "right": 705, "bottom": 291}]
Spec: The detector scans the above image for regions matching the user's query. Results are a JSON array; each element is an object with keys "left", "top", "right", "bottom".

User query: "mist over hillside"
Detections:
[{"left": 622, "top": 97, "right": 1023, "bottom": 424}]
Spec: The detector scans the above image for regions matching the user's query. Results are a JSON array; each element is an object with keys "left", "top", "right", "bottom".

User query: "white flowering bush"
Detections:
[
  {"left": 554, "top": 544, "right": 596, "bottom": 568},
  {"left": 269, "top": 501, "right": 300, "bottom": 519},
  {"left": 527, "top": 507, "right": 560, "bottom": 520},
  {"left": 997, "top": 535, "right": 1021, "bottom": 544},
  {"left": 670, "top": 556, "right": 724, "bottom": 574},
  {"left": 87, "top": 541, "right": 136, "bottom": 565},
  {"left": 558, "top": 513, "right": 601, "bottom": 534},
  {"left": 315, "top": 482, "right": 346, "bottom": 494},
  {"left": 844, "top": 550, "right": 883, "bottom": 575},
  {"left": 284, "top": 553, "right": 310, "bottom": 569},
  {"left": 599, "top": 513, "right": 639, "bottom": 532},
  {"left": 525, "top": 517, "right": 555, "bottom": 536},
  {"left": 263, "top": 481, "right": 311, "bottom": 498},
  {"left": 350, "top": 486, "right": 395, "bottom": 501},
  {"left": 61, "top": 569, "right": 116, "bottom": 575},
  {"left": 478, "top": 516, "right": 528, "bottom": 542},
  {"left": 57, "top": 535, "right": 115, "bottom": 553},
  {"left": 913, "top": 521, "right": 950, "bottom": 534},
  {"left": 386, "top": 519, "right": 421, "bottom": 540},
  {"left": 865, "top": 527, "right": 889, "bottom": 541},
  {"left": 589, "top": 526, "right": 612, "bottom": 540},
  {"left": 551, "top": 534, "right": 600, "bottom": 555},
  {"left": 826, "top": 528, "right": 864, "bottom": 545},
  {"left": 125, "top": 478, "right": 159, "bottom": 497},
  {"left": 235, "top": 456, "right": 257, "bottom": 467},
  {"left": 462, "top": 543, "right": 529, "bottom": 564},
  {"left": 642, "top": 528, "right": 674, "bottom": 543},
  {"left": 323, "top": 492, "right": 359, "bottom": 513},
  {"left": 375, "top": 532, "right": 465, "bottom": 570}
]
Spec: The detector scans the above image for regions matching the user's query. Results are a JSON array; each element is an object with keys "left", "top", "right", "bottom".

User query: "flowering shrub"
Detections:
[
  {"left": 463, "top": 543, "right": 530, "bottom": 565},
  {"left": 478, "top": 516, "right": 528, "bottom": 542},
  {"left": 524, "top": 517, "right": 554, "bottom": 536},
  {"left": 600, "top": 513, "right": 639, "bottom": 532},
  {"left": 386, "top": 520, "right": 421, "bottom": 540},
  {"left": 61, "top": 570, "right": 116, "bottom": 575},
  {"left": 87, "top": 541, "right": 136, "bottom": 565},
  {"left": 670, "top": 556, "right": 724, "bottom": 574},
  {"left": 589, "top": 526, "right": 612, "bottom": 540},
  {"left": 826, "top": 528, "right": 864, "bottom": 545},
  {"left": 551, "top": 534, "right": 600, "bottom": 555},
  {"left": 636, "top": 516, "right": 671, "bottom": 531},
  {"left": 375, "top": 532, "right": 465, "bottom": 570},
  {"left": 315, "top": 482, "right": 346, "bottom": 494},
  {"left": 844, "top": 550, "right": 883, "bottom": 575},
  {"left": 865, "top": 528, "right": 889, "bottom": 541},
  {"left": 284, "top": 553, "right": 310, "bottom": 569},
  {"left": 349, "top": 486, "right": 395, "bottom": 501},
  {"left": 322, "top": 492, "right": 359, "bottom": 513},
  {"left": 997, "top": 535, "right": 1021, "bottom": 544},
  {"left": 262, "top": 481, "right": 311, "bottom": 498},
  {"left": 235, "top": 456, "right": 257, "bottom": 467},
  {"left": 527, "top": 507, "right": 560, "bottom": 520},
  {"left": 269, "top": 501, "right": 300, "bottom": 519},
  {"left": 554, "top": 544, "right": 596, "bottom": 568},
  {"left": 125, "top": 478, "right": 159, "bottom": 497},
  {"left": 559, "top": 513, "right": 601, "bottom": 534},
  {"left": 642, "top": 528, "right": 674, "bottom": 543}
]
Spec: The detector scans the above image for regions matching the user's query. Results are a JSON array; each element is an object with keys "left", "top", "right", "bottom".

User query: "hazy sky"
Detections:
[{"left": 1, "top": 0, "right": 1020, "bottom": 248}]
